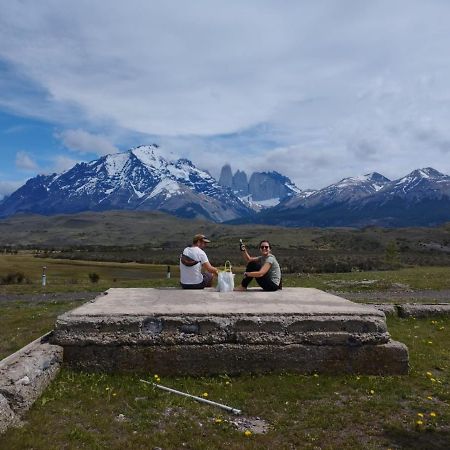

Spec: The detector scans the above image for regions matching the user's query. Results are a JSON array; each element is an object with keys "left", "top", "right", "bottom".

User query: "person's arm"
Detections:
[
  {"left": 203, "top": 261, "right": 219, "bottom": 276},
  {"left": 241, "top": 247, "right": 259, "bottom": 263},
  {"left": 244, "top": 262, "right": 271, "bottom": 278}
]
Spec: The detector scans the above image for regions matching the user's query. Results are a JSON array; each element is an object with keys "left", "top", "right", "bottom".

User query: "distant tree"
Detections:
[{"left": 385, "top": 240, "right": 400, "bottom": 265}]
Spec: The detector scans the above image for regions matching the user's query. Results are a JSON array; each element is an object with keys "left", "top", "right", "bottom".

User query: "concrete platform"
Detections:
[{"left": 52, "top": 288, "right": 409, "bottom": 375}]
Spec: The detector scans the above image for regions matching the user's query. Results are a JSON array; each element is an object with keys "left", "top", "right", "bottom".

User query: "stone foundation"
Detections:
[{"left": 52, "top": 288, "right": 409, "bottom": 376}]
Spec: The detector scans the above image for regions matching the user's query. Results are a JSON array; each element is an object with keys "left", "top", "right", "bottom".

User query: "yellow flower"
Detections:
[
  {"left": 427, "top": 341, "right": 433, "bottom": 344},
  {"left": 417, "top": 413, "right": 424, "bottom": 418},
  {"left": 430, "top": 378, "right": 436, "bottom": 382},
  {"left": 356, "top": 376, "right": 361, "bottom": 380},
  {"left": 154, "top": 374, "right": 159, "bottom": 379},
  {"left": 225, "top": 381, "right": 230, "bottom": 385},
  {"left": 113, "top": 393, "right": 117, "bottom": 397},
  {"left": 105, "top": 387, "right": 110, "bottom": 391},
  {"left": 244, "top": 430, "right": 252, "bottom": 437},
  {"left": 369, "top": 390, "right": 375, "bottom": 395},
  {"left": 426, "top": 371, "right": 432, "bottom": 377},
  {"left": 430, "top": 412, "right": 437, "bottom": 418},
  {"left": 439, "top": 326, "right": 444, "bottom": 330},
  {"left": 427, "top": 396, "right": 433, "bottom": 400},
  {"left": 214, "top": 418, "right": 223, "bottom": 424},
  {"left": 313, "top": 373, "right": 319, "bottom": 378},
  {"left": 416, "top": 420, "right": 423, "bottom": 426},
  {"left": 202, "top": 392, "right": 208, "bottom": 398}
]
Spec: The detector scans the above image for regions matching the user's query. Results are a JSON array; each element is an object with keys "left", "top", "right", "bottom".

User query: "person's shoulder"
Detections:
[{"left": 266, "top": 254, "right": 276, "bottom": 263}]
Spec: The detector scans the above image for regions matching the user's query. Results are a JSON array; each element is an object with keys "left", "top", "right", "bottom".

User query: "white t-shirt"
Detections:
[{"left": 180, "top": 246, "right": 209, "bottom": 285}]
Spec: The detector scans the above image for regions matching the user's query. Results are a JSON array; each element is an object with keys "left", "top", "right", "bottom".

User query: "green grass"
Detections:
[
  {"left": 0, "top": 254, "right": 178, "bottom": 294},
  {"left": 283, "top": 266, "right": 450, "bottom": 291},
  {"left": 0, "top": 299, "right": 87, "bottom": 360},
  {"left": 1, "top": 317, "right": 449, "bottom": 449},
  {"left": 1, "top": 254, "right": 450, "bottom": 295}
]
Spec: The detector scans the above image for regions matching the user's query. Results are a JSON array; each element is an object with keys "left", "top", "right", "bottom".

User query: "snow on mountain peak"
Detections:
[{"left": 130, "top": 144, "right": 170, "bottom": 170}]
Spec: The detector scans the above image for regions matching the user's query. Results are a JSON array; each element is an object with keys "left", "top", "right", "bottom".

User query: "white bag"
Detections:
[{"left": 217, "top": 261, "right": 235, "bottom": 292}]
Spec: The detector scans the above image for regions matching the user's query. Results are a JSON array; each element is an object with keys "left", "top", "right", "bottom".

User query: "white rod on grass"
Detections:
[{"left": 140, "top": 379, "right": 242, "bottom": 415}]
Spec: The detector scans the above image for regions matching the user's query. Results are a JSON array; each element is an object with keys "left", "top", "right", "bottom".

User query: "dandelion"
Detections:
[
  {"left": 427, "top": 341, "right": 433, "bottom": 344},
  {"left": 113, "top": 393, "right": 117, "bottom": 397},
  {"left": 313, "top": 373, "right": 319, "bottom": 378},
  {"left": 225, "top": 381, "right": 230, "bottom": 385},
  {"left": 244, "top": 430, "right": 252, "bottom": 437},
  {"left": 430, "top": 378, "right": 436, "bottom": 382},
  {"left": 439, "top": 326, "right": 444, "bottom": 330},
  {"left": 356, "top": 376, "right": 361, "bottom": 380},
  {"left": 417, "top": 413, "right": 424, "bottom": 418},
  {"left": 427, "top": 396, "right": 433, "bottom": 400},
  {"left": 430, "top": 412, "right": 437, "bottom": 418},
  {"left": 202, "top": 392, "right": 208, "bottom": 398},
  {"left": 416, "top": 420, "right": 423, "bottom": 426},
  {"left": 106, "top": 387, "right": 110, "bottom": 391},
  {"left": 369, "top": 390, "right": 375, "bottom": 395},
  {"left": 214, "top": 418, "right": 223, "bottom": 424},
  {"left": 426, "top": 371, "right": 433, "bottom": 377}
]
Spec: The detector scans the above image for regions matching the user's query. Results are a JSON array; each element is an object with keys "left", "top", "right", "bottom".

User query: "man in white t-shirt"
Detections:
[{"left": 180, "top": 234, "right": 219, "bottom": 289}]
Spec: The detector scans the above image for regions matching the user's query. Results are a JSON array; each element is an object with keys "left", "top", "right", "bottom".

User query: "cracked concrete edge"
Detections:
[
  {"left": 396, "top": 303, "right": 450, "bottom": 318},
  {"left": 0, "top": 333, "right": 63, "bottom": 434},
  {"left": 368, "top": 304, "right": 450, "bottom": 317}
]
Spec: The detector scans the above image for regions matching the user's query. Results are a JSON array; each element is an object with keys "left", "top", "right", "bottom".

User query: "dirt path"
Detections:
[{"left": 0, "top": 291, "right": 100, "bottom": 304}]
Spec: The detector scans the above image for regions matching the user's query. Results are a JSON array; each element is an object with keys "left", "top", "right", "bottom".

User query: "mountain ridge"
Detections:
[{"left": 1, "top": 145, "right": 449, "bottom": 227}]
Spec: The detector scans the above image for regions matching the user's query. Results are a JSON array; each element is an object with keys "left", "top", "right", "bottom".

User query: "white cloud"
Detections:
[
  {"left": 50, "top": 155, "right": 80, "bottom": 173},
  {"left": 15, "top": 151, "right": 39, "bottom": 171},
  {"left": 57, "top": 129, "right": 119, "bottom": 155},
  {"left": 1, "top": 1, "right": 450, "bottom": 186},
  {"left": 0, "top": 180, "right": 23, "bottom": 199}
]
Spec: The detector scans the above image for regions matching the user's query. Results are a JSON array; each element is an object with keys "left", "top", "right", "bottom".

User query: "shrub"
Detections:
[
  {"left": 88, "top": 272, "right": 100, "bottom": 283},
  {"left": 0, "top": 272, "right": 30, "bottom": 284}
]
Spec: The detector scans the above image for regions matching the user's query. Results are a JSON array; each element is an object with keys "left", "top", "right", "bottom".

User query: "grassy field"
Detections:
[
  {"left": 0, "top": 317, "right": 449, "bottom": 449},
  {"left": 0, "top": 297, "right": 88, "bottom": 360},
  {"left": 1, "top": 211, "right": 450, "bottom": 272},
  {"left": 1, "top": 254, "right": 449, "bottom": 448},
  {"left": 1, "top": 254, "right": 450, "bottom": 295}
]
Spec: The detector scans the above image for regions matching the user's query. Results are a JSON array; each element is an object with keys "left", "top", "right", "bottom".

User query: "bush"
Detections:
[
  {"left": 88, "top": 272, "right": 100, "bottom": 283},
  {"left": 0, "top": 272, "right": 30, "bottom": 284}
]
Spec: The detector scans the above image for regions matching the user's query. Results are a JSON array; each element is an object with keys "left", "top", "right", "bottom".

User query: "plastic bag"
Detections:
[{"left": 217, "top": 261, "right": 235, "bottom": 292}]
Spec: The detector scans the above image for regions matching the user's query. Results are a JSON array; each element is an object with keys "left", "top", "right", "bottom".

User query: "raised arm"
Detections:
[{"left": 241, "top": 246, "right": 259, "bottom": 263}]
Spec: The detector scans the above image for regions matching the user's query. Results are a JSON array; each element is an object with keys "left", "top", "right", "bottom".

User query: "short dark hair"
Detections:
[{"left": 259, "top": 240, "right": 271, "bottom": 249}]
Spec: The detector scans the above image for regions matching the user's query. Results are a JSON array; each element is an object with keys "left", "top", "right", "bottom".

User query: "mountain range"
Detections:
[{"left": 1, "top": 145, "right": 449, "bottom": 227}]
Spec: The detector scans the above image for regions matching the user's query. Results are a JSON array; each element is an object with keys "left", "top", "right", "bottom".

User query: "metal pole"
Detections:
[
  {"left": 166, "top": 265, "right": 171, "bottom": 279},
  {"left": 42, "top": 266, "right": 47, "bottom": 287},
  {"left": 140, "top": 379, "right": 241, "bottom": 415}
]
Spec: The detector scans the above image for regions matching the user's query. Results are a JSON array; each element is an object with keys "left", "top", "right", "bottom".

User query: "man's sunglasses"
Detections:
[{"left": 260, "top": 245, "right": 270, "bottom": 249}]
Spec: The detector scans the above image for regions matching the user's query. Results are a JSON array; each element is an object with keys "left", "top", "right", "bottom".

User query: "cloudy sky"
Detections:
[{"left": 1, "top": 0, "right": 450, "bottom": 198}]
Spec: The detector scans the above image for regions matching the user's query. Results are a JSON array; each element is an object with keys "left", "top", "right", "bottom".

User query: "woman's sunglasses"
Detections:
[{"left": 260, "top": 245, "right": 270, "bottom": 249}]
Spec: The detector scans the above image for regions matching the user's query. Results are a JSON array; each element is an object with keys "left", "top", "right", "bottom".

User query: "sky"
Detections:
[{"left": 1, "top": 0, "right": 450, "bottom": 198}]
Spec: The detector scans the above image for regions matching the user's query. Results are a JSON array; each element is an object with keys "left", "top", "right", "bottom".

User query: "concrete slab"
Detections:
[{"left": 52, "top": 288, "right": 409, "bottom": 375}]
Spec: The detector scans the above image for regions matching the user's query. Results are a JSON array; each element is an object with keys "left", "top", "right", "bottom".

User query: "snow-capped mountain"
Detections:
[
  {"left": 232, "top": 167, "right": 450, "bottom": 227},
  {"left": 379, "top": 168, "right": 450, "bottom": 201},
  {"left": 306, "top": 172, "right": 390, "bottom": 206},
  {"left": 0, "top": 145, "right": 250, "bottom": 222},
  {"left": 1, "top": 151, "right": 449, "bottom": 227}
]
